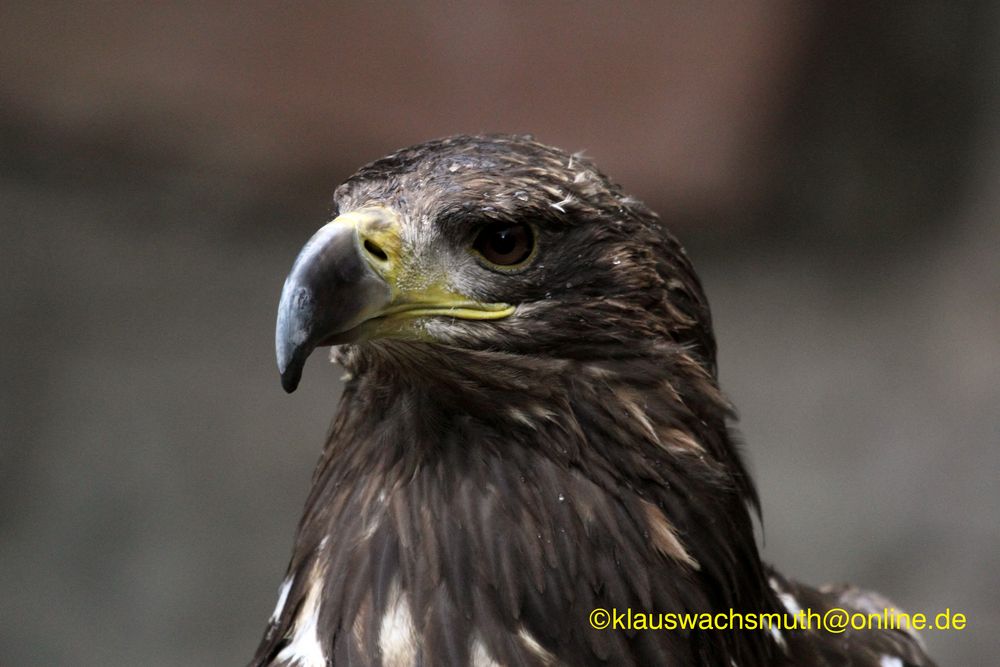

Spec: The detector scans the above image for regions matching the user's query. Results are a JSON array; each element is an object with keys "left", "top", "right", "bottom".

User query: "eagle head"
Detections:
[
  {"left": 258, "top": 135, "right": 935, "bottom": 667},
  {"left": 276, "top": 134, "right": 715, "bottom": 392}
]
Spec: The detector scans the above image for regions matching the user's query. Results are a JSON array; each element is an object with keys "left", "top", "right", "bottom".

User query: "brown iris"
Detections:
[{"left": 472, "top": 222, "right": 535, "bottom": 267}]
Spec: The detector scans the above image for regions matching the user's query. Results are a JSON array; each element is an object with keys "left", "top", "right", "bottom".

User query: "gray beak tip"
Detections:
[
  {"left": 280, "top": 363, "right": 303, "bottom": 393},
  {"left": 275, "top": 285, "right": 309, "bottom": 393}
]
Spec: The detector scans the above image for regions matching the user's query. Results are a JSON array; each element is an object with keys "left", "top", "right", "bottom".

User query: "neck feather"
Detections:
[{"left": 256, "top": 342, "right": 778, "bottom": 666}]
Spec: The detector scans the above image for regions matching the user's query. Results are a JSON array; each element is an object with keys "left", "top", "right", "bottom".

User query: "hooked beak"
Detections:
[{"left": 275, "top": 207, "right": 514, "bottom": 392}]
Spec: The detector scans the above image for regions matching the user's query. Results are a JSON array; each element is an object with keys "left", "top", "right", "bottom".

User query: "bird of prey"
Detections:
[{"left": 253, "top": 135, "right": 935, "bottom": 666}]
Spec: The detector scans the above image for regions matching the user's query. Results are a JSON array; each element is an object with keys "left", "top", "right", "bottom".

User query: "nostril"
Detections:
[{"left": 363, "top": 238, "right": 389, "bottom": 262}]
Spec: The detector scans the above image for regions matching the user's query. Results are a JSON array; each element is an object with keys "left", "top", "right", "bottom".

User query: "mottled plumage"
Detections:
[{"left": 253, "top": 135, "right": 935, "bottom": 666}]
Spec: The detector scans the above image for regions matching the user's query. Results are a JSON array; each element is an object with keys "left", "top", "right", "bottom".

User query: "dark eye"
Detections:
[{"left": 472, "top": 222, "right": 535, "bottom": 267}]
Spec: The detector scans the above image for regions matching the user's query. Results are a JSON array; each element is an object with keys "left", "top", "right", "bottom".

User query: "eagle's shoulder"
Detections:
[{"left": 768, "top": 569, "right": 936, "bottom": 667}]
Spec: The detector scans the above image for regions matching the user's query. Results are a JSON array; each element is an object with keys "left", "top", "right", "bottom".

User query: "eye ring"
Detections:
[{"left": 471, "top": 222, "right": 536, "bottom": 270}]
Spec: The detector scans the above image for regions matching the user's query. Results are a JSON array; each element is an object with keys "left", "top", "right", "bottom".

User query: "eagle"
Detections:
[{"left": 252, "top": 135, "right": 935, "bottom": 666}]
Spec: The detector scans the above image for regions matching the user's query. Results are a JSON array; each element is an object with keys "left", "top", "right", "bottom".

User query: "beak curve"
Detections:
[{"left": 275, "top": 214, "right": 392, "bottom": 393}]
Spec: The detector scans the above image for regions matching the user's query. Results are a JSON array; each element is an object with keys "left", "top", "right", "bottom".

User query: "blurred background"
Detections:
[{"left": 1, "top": 2, "right": 997, "bottom": 665}]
